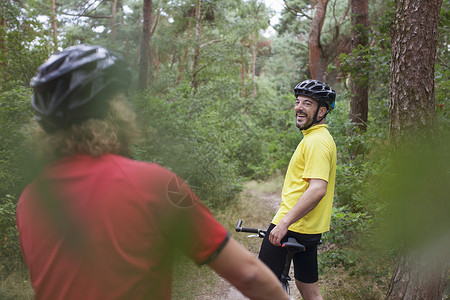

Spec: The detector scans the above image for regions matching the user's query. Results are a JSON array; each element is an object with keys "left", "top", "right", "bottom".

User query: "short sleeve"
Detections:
[
  {"left": 302, "top": 136, "right": 333, "bottom": 182},
  {"left": 156, "top": 173, "right": 229, "bottom": 264}
]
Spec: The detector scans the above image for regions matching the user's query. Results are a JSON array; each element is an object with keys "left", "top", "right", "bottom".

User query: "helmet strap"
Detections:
[{"left": 300, "top": 104, "right": 329, "bottom": 131}]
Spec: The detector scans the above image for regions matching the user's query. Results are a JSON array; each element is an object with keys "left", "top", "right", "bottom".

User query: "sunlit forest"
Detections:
[{"left": 1, "top": 0, "right": 449, "bottom": 299}]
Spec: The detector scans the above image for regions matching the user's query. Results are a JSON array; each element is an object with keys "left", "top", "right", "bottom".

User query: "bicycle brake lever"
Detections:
[{"left": 246, "top": 234, "right": 259, "bottom": 238}]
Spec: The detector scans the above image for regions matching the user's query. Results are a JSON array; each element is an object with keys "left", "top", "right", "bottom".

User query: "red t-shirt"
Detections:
[{"left": 16, "top": 154, "right": 229, "bottom": 300}]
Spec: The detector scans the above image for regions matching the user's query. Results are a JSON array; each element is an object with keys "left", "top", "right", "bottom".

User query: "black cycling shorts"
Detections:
[{"left": 258, "top": 223, "right": 322, "bottom": 284}]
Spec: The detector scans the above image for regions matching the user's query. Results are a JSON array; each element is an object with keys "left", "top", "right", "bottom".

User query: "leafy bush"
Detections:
[
  {"left": 0, "top": 195, "right": 20, "bottom": 275},
  {"left": 131, "top": 85, "right": 243, "bottom": 208},
  {"left": 0, "top": 87, "right": 33, "bottom": 276},
  {"left": 130, "top": 76, "right": 307, "bottom": 206}
]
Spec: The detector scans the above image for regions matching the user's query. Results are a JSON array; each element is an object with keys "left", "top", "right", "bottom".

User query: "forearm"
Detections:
[
  {"left": 279, "top": 186, "right": 324, "bottom": 227},
  {"left": 208, "top": 238, "right": 289, "bottom": 300},
  {"left": 231, "top": 256, "right": 289, "bottom": 300},
  {"left": 269, "top": 179, "right": 327, "bottom": 246}
]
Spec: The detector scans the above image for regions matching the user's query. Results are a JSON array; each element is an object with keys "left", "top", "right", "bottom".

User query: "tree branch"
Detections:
[
  {"left": 436, "top": 54, "right": 448, "bottom": 68},
  {"left": 60, "top": 12, "right": 111, "bottom": 19},
  {"left": 339, "top": 0, "right": 351, "bottom": 24},
  {"left": 200, "top": 39, "right": 224, "bottom": 48},
  {"left": 150, "top": 0, "right": 162, "bottom": 38},
  {"left": 81, "top": 0, "right": 108, "bottom": 16},
  {"left": 283, "top": 0, "right": 313, "bottom": 20},
  {"left": 61, "top": 0, "right": 110, "bottom": 19}
]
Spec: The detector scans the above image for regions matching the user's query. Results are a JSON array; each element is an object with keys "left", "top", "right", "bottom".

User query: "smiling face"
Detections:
[{"left": 294, "top": 95, "right": 327, "bottom": 130}]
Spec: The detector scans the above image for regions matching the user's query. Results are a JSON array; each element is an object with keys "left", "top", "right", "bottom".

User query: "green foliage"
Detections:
[
  {"left": 261, "top": 33, "right": 309, "bottom": 94},
  {"left": 132, "top": 85, "right": 243, "bottom": 208},
  {"left": 436, "top": 0, "right": 450, "bottom": 131},
  {"left": 0, "top": 87, "right": 33, "bottom": 189},
  {"left": 323, "top": 206, "right": 367, "bottom": 246},
  {"left": 277, "top": 0, "right": 313, "bottom": 35},
  {"left": 0, "top": 3, "right": 49, "bottom": 275},
  {"left": 0, "top": 87, "right": 33, "bottom": 276},
  {"left": 376, "top": 135, "right": 450, "bottom": 252},
  {"left": 0, "top": 195, "right": 20, "bottom": 275},
  {"left": 320, "top": 154, "right": 394, "bottom": 286},
  {"left": 0, "top": 1, "right": 51, "bottom": 91},
  {"left": 338, "top": 2, "right": 393, "bottom": 89},
  {"left": 436, "top": 64, "right": 449, "bottom": 130}
]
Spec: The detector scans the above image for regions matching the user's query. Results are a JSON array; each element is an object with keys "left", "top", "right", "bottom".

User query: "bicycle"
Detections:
[{"left": 235, "top": 220, "right": 305, "bottom": 296}]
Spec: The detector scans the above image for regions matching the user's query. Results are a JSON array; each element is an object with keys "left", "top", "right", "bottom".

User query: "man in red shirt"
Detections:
[{"left": 17, "top": 45, "right": 288, "bottom": 300}]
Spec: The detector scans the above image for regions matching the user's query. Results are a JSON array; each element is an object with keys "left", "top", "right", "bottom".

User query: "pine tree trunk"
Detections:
[
  {"left": 191, "top": 0, "right": 202, "bottom": 93},
  {"left": 386, "top": 251, "right": 448, "bottom": 300},
  {"left": 1, "top": 15, "right": 7, "bottom": 84},
  {"left": 389, "top": 0, "right": 441, "bottom": 139},
  {"left": 251, "top": 33, "right": 256, "bottom": 98},
  {"left": 111, "top": 0, "right": 118, "bottom": 44},
  {"left": 240, "top": 43, "right": 246, "bottom": 98},
  {"left": 308, "top": 0, "right": 328, "bottom": 80},
  {"left": 51, "top": 0, "right": 58, "bottom": 52},
  {"left": 153, "top": 46, "right": 159, "bottom": 81},
  {"left": 350, "top": 0, "right": 368, "bottom": 132},
  {"left": 138, "top": 0, "right": 153, "bottom": 91},
  {"left": 176, "top": 14, "right": 192, "bottom": 86},
  {"left": 387, "top": 0, "right": 446, "bottom": 298}
]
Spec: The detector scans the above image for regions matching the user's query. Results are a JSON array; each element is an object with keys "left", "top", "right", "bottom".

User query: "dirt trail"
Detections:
[{"left": 195, "top": 184, "right": 303, "bottom": 300}]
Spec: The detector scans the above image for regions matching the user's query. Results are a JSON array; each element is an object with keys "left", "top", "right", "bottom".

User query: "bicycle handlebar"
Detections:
[
  {"left": 235, "top": 219, "right": 266, "bottom": 238},
  {"left": 235, "top": 220, "right": 305, "bottom": 252},
  {"left": 236, "top": 219, "right": 305, "bottom": 296}
]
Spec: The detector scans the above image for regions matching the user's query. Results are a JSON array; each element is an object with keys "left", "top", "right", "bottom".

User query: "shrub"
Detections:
[
  {"left": 131, "top": 85, "right": 243, "bottom": 208},
  {"left": 0, "top": 87, "right": 33, "bottom": 276}
]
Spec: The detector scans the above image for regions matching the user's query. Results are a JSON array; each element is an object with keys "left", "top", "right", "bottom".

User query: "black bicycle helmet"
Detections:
[
  {"left": 294, "top": 79, "right": 336, "bottom": 110},
  {"left": 31, "top": 44, "right": 131, "bottom": 133}
]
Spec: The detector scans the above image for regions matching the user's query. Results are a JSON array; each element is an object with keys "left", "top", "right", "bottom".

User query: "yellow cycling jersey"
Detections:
[{"left": 272, "top": 124, "right": 337, "bottom": 234}]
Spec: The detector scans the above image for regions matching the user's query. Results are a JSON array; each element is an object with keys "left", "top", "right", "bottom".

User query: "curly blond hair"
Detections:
[{"left": 28, "top": 93, "right": 141, "bottom": 161}]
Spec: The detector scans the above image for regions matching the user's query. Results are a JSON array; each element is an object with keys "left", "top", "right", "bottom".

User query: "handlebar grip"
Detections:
[
  {"left": 235, "top": 219, "right": 243, "bottom": 232},
  {"left": 235, "top": 220, "right": 266, "bottom": 236}
]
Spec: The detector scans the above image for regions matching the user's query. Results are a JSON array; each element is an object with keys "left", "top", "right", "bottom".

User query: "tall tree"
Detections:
[
  {"left": 248, "top": 0, "right": 268, "bottom": 98},
  {"left": 386, "top": 0, "right": 447, "bottom": 298},
  {"left": 240, "top": 40, "right": 247, "bottom": 97},
  {"left": 110, "top": 0, "right": 118, "bottom": 44},
  {"left": 349, "top": 0, "right": 368, "bottom": 132},
  {"left": 51, "top": 0, "right": 58, "bottom": 51},
  {"left": 139, "top": 0, "right": 153, "bottom": 91},
  {"left": 175, "top": 8, "right": 193, "bottom": 86},
  {"left": 308, "top": 0, "right": 328, "bottom": 80},
  {"left": 281, "top": 0, "right": 350, "bottom": 82},
  {"left": 191, "top": 0, "right": 202, "bottom": 92},
  {"left": 388, "top": 0, "right": 441, "bottom": 139},
  {"left": 0, "top": 2, "right": 8, "bottom": 85}
]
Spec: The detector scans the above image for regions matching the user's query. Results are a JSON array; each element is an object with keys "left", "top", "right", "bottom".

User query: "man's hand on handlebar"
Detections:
[{"left": 269, "top": 222, "right": 289, "bottom": 247}]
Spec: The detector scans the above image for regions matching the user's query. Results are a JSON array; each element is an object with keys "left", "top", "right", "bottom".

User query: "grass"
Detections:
[
  {"left": 0, "top": 265, "right": 33, "bottom": 300},
  {"left": 171, "top": 255, "right": 222, "bottom": 299},
  {"left": 321, "top": 265, "right": 387, "bottom": 300}
]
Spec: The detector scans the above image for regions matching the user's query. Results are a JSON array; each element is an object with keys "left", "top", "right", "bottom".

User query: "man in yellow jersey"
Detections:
[{"left": 258, "top": 79, "right": 337, "bottom": 300}]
